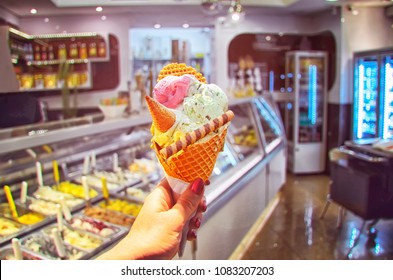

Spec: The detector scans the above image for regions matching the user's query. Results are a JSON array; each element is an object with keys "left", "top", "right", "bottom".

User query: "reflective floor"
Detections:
[{"left": 241, "top": 173, "right": 393, "bottom": 260}]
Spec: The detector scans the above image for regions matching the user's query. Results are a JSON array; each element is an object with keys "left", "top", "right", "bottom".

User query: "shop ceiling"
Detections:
[{"left": 1, "top": 0, "right": 392, "bottom": 27}]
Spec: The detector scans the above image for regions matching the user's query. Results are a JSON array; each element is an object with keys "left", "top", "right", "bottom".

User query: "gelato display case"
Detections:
[{"left": 0, "top": 96, "right": 286, "bottom": 259}]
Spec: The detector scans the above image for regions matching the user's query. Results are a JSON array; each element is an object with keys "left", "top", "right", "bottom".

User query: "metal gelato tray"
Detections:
[
  {"left": 81, "top": 193, "right": 144, "bottom": 229},
  {"left": 20, "top": 232, "right": 85, "bottom": 260},
  {"left": 65, "top": 213, "right": 128, "bottom": 241},
  {"left": 0, "top": 244, "right": 44, "bottom": 260},
  {"left": 40, "top": 223, "right": 109, "bottom": 260},
  {"left": 74, "top": 173, "right": 141, "bottom": 194},
  {"left": 0, "top": 216, "right": 29, "bottom": 246},
  {"left": 0, "top": 202, "right": 51, "bottom": 247}
]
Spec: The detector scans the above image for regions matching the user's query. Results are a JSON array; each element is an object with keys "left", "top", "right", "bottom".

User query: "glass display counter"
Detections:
[{"left": 0, "top": 96, "right": 286, "bottom": 260}]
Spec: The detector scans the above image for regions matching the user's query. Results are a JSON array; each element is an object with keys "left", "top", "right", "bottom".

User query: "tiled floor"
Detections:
[{"left": 241, "top": 173, "right": 393, "bottom": 260}]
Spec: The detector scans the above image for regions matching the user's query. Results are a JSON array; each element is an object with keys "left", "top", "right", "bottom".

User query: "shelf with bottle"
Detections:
[{"left": 8, "top": 28, "right": 108, "bottom": 92}]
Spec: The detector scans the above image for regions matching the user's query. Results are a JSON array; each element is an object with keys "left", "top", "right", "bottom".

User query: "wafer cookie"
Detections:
[{"left": 159, "top": 110, "right": 234, "bottom": 159}]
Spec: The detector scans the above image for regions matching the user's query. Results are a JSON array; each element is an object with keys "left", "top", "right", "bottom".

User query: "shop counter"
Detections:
[{"left": 0, "top": 96, "right": 286, "bottom": 260}]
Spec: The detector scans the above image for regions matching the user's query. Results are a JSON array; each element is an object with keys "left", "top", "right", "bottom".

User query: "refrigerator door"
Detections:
[
  {"left": 297, "top": 56, "right": 325, "bottom": 143},
  {"left": 380, "top": 53, "right": 393, "bottom": 139},
  {"left": 285, "top": 51, "right": 327, "bottom": 174},
  {"left": 353, "top": 55, "right": 379, "bottom": 139}
]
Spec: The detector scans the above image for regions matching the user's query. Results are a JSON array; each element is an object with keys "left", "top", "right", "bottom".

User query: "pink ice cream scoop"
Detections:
[{"left": 153, "top": 75, "right": 197, "bottom": 109}]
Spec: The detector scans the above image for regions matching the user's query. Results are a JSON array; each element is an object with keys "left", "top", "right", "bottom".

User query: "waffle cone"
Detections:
[
  {"left": 153, "top": 129, "right": 227, "bottom": 183},
  {"left": 152, "top": 63, "right": 229, "bottom": 183},
  {"left": 145, "top": 96, "right": 176, "bottom": 133},
  {"left": 157, "top": 63, "right": 206, "bottom": 83}
]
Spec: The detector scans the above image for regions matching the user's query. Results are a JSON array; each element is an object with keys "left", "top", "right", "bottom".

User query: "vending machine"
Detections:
[
  {"left": 353, "top": 48, "right": 393, "bottom": 140},
  {"left": 285, "top": 51, "right": 328, "bottom": 174}
]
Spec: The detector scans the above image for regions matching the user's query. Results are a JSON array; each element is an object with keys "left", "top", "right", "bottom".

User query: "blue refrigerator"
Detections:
[{"left": 353, "top": 48, "right": 393, "bottom": 140}]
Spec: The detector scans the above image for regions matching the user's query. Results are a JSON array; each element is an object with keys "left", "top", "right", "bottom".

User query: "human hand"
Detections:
[{"left": 97, "top": 177, "right": 206, "bottom": 260}]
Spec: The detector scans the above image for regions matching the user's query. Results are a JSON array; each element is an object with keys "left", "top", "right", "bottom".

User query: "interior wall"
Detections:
[
  {"left": 13, "top": 7, "right": 393, "bottom": 112},
  {"left": 339, "top": 7, "right": 393, "bottom": 105},
  {"left": 0, "top": 6, "right": 19, "bottom": 27}
]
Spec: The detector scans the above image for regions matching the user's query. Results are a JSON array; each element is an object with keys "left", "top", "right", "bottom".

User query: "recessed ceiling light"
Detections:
[
  {"left": 96, "top": 6, "right": 103, "bottom": 12},
  {"left": 154, "top": 23, "right": 161, "bottom": 29},
  {"left": 101, "top": 15, "right": 107, "bottom": 21},
  {"left": 30, "top": 8, "right": 37, "bottom": 14},
  {"left": 182, "top": 23, "right": 190, "bottom": 29}
]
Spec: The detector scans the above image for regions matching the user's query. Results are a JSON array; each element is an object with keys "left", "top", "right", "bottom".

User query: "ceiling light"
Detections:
[
  {"left": 30, "top": 8, "right": 37, "bottom": 14},
  {"left": 201, "top": 0, "right": 223, "bottom": 15},
  {"left": 154, "top": 23, "right": 161, "bottom": 29},
  {"left": 346, "top": 5, "right": 359, "bottom": 16},
  {"left": 96, "top": 6, "right": 103, "bottom": 12},
  {"left": 182, "top": 23, "right": 190, "bottom": 29},
  {"left": 44, "top": 18, "right": 49, "bottom": 23},
  {"left": 228, "top": 0, "right": 245, "bottom": 22},
  {"left": 101, "top": 15, "right": 107, "bottom": 21}
]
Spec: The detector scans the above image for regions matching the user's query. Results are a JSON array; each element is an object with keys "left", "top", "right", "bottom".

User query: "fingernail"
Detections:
[
  {"left": 195, "top": 217, "right": 201, "bottom": 228},
  {"left": 200, "top": 199, "right": 207, "bottom": 212},
  {"left": 191, "top": 178, "right": 204, "bottom": 195}
]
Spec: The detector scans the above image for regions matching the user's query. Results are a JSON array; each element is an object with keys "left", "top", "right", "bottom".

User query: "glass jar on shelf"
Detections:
[
  {"left": 69, "top": 43, "right": 79, "bottom": 58},
  {"left": 41, "top": 46, "right": 48, "bottom": 61},
  {"left": 34, "top": 74, "right": 44, "bottom": 89},
  {"left": 44, "top": 73, "right": 58, "bottom": 89},
  {"left": 20, "top": 74, "right": 34, "bottom": 89},
  {"left": 58, "top": 44, "right": 67, "bottom": 60},
  {"left": 67, "top": 72, "right": 80, "bottom": 88},
  {"left": 48, "top": 45, "right": 55, "bottom": 60},
  {"left": 98, "top": 42, "right": 106, "bottom": 57},
  {"left": 88, "top": 42, "right": 97, "bottom": 57},
  {"left": 34, "top": 45, "right": 41, "bottom": 61},
  {"left": 79, "top": 43, "right": 87, "bottom": 59},
  {"left": 79, "top": 72, "right": 89, "bottom": 86}
]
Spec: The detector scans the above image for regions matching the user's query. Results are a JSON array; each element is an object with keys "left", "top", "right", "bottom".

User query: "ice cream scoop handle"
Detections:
[{"left": 160, "top": 110, "right": 234, "bottom": 159}]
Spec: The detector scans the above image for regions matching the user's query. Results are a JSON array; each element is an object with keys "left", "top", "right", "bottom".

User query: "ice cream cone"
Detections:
[
  {"left": 148, "top": 63, "right": 234, "bottom": 257},
  {"left": 145, "top": 96, "right": 176, "bottom": 133}
]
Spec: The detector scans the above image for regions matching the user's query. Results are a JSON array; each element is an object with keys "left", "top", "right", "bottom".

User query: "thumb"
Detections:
[{"left": 172, "top": 178, "right": 205, "bottom": 222}]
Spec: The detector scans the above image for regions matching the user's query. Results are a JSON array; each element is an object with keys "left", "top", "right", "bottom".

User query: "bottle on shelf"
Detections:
[
  {"left": 88, "top": 42, "right": 97, "bottom": 57},
  {"left": 48, "top": 45, "right": 55, "bottom": 60},
  {"left": 58, "top": 44, "right": 67, "bottom": 60},
  {"left": 25, "top": 44, "right": 33, "bottom": 62},
  {"left": 34, "top": 45, "right": 41, "bottom": 61},
  {"left": 69, "top": 43, "right": 78, "bottom": 58},
  {"left": 79, "top": 43, "right": 87, "bottom": 59},
  {"left": 41, "top": 46, "right": 47, "bottom": 61},
  {"left": 98, "top": 42, "right": 106, "bottom": 57}
]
